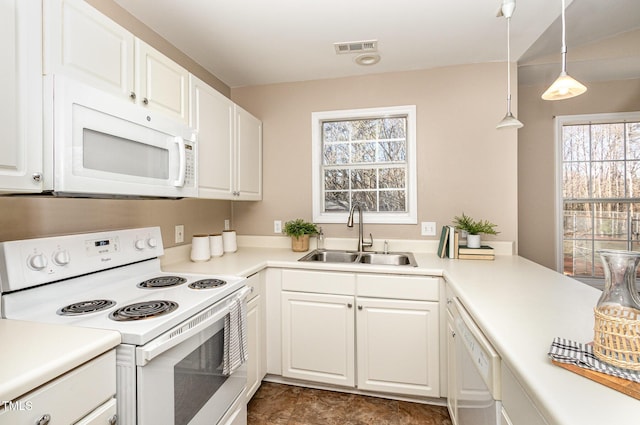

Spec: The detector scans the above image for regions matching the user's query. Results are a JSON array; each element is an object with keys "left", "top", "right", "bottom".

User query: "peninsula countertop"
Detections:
[{"left": 161, "top": 241, "right": 638, "bottom": 425}]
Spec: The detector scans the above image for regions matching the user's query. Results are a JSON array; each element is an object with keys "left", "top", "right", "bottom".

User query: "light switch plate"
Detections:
[
  {"left": 175, "top": 225, "right": 184, "bottom": 244},
  {"left": 274, "top": 220, "right": 282, "bottom": 233},
  {"left": 421, "top": 221, "right": 436, "bottom": 236}
]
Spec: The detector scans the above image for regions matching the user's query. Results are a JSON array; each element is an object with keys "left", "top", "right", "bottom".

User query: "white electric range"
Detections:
[{"left": 0, "top": 227, "right": 248, "bottom": 425}]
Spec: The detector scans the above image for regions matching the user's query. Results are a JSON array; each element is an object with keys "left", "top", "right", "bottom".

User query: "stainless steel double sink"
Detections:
[{"left": 298, "top": 249, "right": 417, "bottom": 267}]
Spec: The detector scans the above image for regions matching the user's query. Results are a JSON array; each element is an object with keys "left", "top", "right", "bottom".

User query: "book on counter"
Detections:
[
  {"left": 437, "top": 226, "right": 450, "bottom": 258},
  {"left": 437, "top": 225, "right": 460, "bottom": 259},
  {"left": 457, "top": 244, "right": 494, "bottom": 260}
]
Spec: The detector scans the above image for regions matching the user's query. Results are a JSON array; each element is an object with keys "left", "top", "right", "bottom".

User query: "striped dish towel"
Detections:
[
  {"left": 223, "top": 294, "right": 248, "bottom": 375},
  {"left": 548, "top": 337, "right": 640, "bottom": 383}
]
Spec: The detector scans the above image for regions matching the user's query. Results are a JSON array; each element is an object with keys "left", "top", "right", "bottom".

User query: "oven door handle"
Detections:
[{"left": 136, "top": 286, "right": 251, "bottom": 366}]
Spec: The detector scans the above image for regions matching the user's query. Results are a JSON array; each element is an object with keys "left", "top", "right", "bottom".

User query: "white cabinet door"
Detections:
[
  {"left": 446, "top": 309, "right": 459, "bottom": 425},
  {"left": 0, "top": 0, "right": 43, "bottom": 193},
  {"left": 235, "top": 106, "right": 262, "bottom": 200},
  {"left": 190, "top": 75, "right": 234, "bottom": 199},
  {"left": 282, "top": 291, "right": 355, "bottom": 387},
  {"left": 44, "top": 0, "right": 135, "bottom": 97},
  {"left": 356, "top": 297, "right": 440, "bottom": 397},
  {"left": 135, "top": 39, "right": 189, "bottom": 123}
]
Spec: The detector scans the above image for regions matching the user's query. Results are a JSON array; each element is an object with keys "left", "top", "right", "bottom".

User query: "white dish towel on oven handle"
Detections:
[{"left": 223, "top": 287, "right": 250, "bottom": 375}]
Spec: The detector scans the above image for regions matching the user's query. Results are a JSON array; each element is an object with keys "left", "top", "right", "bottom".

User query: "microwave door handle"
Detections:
[{"left": 173, "top": 136, "right": 186, "bottom": 187}]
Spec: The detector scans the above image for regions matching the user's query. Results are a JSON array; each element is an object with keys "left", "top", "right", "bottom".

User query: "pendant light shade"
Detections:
[
  {"left": 497, "top": 0, "right": 523, "bottom": 130},
  {"left": 541, "top": 0, "right": 587, "bottom": 100}
]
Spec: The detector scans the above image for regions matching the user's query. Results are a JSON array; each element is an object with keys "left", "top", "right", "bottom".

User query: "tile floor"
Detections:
[{"left": 247, "top": 382, "right": 453, "bottom": 425}]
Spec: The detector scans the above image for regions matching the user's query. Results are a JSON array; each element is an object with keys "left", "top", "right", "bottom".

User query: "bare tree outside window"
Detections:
[
  {"left": 322, "top": 117, "right": 408, "bottom": 214},
  {"left": 561, "top": 119, "right": 640, "bottom": 280}
]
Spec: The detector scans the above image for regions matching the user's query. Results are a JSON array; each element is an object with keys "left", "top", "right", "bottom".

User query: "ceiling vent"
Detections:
[{"left": 334, "top": 40, "right": 378, "bottom": 55}]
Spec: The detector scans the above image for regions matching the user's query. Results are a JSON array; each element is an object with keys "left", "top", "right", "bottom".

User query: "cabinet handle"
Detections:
[
  {"left": 35, "top": 414, "right": 51, "bottom": 425},
  {"left": 451, "top": 330, "right": 456, "bottom": 338},
  {"left": 347, "top": 303, "right": 352, "bottom": 308},
  {"left": 446, "top": 298, "right": 452, "bottom": 305},
  {"left": 143, "top": 97, "right": 149, "bottom": 105},
  {"left": 32, "top": 172, "right": 42, "bottom": 183},
  {"left": 109, "top": 414, "right": 118, "bottom": 425},
  {"left": 357, "top": 305, "right": 363, "bottom": 310},
  {"left": 130, "top": 91, "right": 136, "bottom": 100}
]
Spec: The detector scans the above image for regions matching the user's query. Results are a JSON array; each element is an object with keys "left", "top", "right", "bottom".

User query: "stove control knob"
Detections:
[
  {"left": 147, "top": 237, "right": 158, "bottom": 248},
  {"left": 135, "top": 239, "right": 146, "bottom": 250},
  {"left": 53, "top": 250, "right": 71, "bottom": 266},
  {"left": 28, "top": 253, "right": 48, "bottom": 271}
]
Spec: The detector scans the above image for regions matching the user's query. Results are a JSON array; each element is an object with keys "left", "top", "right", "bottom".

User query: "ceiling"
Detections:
[{"left": 114, "top": 0, "right": 640, "bottom": 88}]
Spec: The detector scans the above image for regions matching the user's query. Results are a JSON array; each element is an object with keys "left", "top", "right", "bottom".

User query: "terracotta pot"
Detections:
[{"left": 291, "top": 234, "right": 310, "bottom": 252}]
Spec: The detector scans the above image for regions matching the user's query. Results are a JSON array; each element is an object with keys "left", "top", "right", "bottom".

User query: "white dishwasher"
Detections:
[{"left": 446, "top": 291, "right": 502, "bottom": 425}]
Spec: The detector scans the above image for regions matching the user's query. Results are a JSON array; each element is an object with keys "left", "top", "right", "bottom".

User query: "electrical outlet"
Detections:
[
  {"left": 421, "top": 221, "right": 436, "bottom": 236},
  {"left": 224, "top": 219, "right": 230, "bottom": 230},
  {"left": 274, "top": 220, "right": 282, "bottom": 233},
  {"left": 175, "top": 225, "right": 184, "bottom": 244}
]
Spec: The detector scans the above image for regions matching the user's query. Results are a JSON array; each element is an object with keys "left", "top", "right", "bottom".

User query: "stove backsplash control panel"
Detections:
[{"left": 0, "top": 227, "right": 164, "bottom": 293}]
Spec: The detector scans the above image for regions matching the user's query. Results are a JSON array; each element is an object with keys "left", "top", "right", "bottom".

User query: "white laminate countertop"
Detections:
[
  {"left": 161, "top": 244, "right": 639, "bottom": 425},
  {"left": 0, "top": 320, "right": 121, "bottom": 403}
]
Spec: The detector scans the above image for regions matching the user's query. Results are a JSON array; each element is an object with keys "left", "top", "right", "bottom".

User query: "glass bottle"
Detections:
[{"left": 596, "top": 249, "right": 640, "bottom": 310}]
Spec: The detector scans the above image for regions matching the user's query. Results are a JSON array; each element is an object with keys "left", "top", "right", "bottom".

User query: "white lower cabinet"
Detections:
[
  {"left": 245, "top": 272, "right": 267, "bottom": 402},
  {"left": 501, "top": 364, "right": 549, "bottom": 425},
  {"left": 280, "top": 269, "right": 440, "bottom": 397}
]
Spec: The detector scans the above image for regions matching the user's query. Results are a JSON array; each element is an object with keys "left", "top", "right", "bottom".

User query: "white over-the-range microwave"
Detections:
[{"left": 41, "top": 75, "right": 197, "bottom": 198}]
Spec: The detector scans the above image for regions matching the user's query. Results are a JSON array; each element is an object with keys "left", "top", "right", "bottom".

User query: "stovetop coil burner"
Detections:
[
  {"left": 109, "top": 300, "right": 178, "bottom": 321},
  {"left": 137, "top": 276, "right": 187, "bottom": 288},
  {"left": 57, "top": 299, "right": 117, "bottom": 316},
  {"left": 188, "top": 278, "right": 227, "bottom": 290}
]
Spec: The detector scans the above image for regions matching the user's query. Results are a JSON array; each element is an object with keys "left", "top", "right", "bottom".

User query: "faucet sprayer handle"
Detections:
[{"left": 363, "top": 233, "right": 374, "bottom": 248}]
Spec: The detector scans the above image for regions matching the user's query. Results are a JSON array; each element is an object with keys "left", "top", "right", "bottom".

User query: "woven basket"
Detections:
[{"left": 593, "top": 305, "right": 640, "bottom": 370}]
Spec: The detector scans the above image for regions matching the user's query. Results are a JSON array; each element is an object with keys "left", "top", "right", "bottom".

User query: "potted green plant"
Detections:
[
  {"left": 283, "top": 218, "right": 319, "bottom": 252},
  {"left": 453, "top": 213, "right": 499, "bottom": 248}
]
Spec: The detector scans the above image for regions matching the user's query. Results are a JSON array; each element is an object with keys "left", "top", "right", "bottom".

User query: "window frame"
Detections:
[
  {"left": 311, "top": 105, "right": 417, "bottom": 224},
  {"left": 554, "top": 111, "right": 640, "bottom": 288}
]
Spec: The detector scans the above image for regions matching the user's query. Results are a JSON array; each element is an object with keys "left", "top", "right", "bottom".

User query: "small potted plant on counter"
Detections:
[
  {"left": 453, "top": 213, "right": 499, "bottom": 248},
  {"left": 283, "top": 218, "right": 318, "bottom": 252}
]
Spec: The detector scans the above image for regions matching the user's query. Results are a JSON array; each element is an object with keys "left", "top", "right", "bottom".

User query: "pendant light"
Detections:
[
  {"left": 541, "top": 0, "right": 587, "bottom": 100},
  {"left": 496, "top": 0, "right": 523, "bottom": 130}
]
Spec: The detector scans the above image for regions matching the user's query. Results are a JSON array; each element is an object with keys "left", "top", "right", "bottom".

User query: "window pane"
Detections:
[
  {"left": 351, "top": 120, "right": 379, "bottom": 141},
  {"left": 563, "top": 162, "right": 589, "bottom": 198},
  {"left": 351, "top": 142, "right": 376, "bottom": 163},
  {"left": 593, "top": 202, "right": 627, "bottom": 240},
  {"left": 628, "top": 123, "right": 640, "bottom": 159},
  {"left": 351, "top": 169, "right": 377, "bottom": 189},
  {"left": 324, "top": 143, "right": 349, "bottom": 165},
  {"left": 379, "top": 190, "right": 405, "bottom": 212},
  {"left": 377, "top": 141, "right": 406, "bottom": 162},
  {"left": 591, "top": 161, "right": 625, "bottom": 198},
  {"left": 592, "top": 123, "right": 625, "bottom": 161},
  {"left": 324, "top": 191, "right": 349, "bottom": 212},
  {"left": 323, "top": 122, "right": 349, "bottom": 142},
  {"left": 324, "top": 169, "right": 349, "bottom": 190},
  {"left": 563, "top": 125, "right": 590, "bottom": 162},
  {"left": 626, "top": 161, "right": 640, "bottom": 197},
  {"left": 563, "top": 239, "right": 593, "bottom": 277},
  {"left": 352, "top": 191, "right": 377, "bottom": 211},
  {"left": 594, "top": 241, "right": 629, "bottom": 277},
  {"left": 563, "top": 203, "right": 592, "bottom": 239},
  {"left": 379, "top": 167, "right": 405, "bottom": 189},
  {"left": 380, "top": 118, "right": 406, "bottom": 139}
]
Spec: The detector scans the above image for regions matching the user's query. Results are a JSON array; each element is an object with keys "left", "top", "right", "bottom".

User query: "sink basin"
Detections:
[
  {"left": 298, "top": 250, "right": 359, "bottom": 263},
  {"left": 298, "top": 249, "right": 417, "bottom": 267},
  {"left": 358, "top": 252, "right": 417, "bottom": 267}
]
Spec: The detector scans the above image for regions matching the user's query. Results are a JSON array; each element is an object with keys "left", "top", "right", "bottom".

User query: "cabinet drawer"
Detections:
[
  {"left": 282, "top": 269, "right": 355, "bottom": 295},
  {"left": 0, "top": 350, "right": 116, "bottom": 425},
  {"left": 245, "top": 272, "right": 261, "bottom": 301},
  {"left": 357, "top": 274, "right": 439, "bottom": 301},
  {"left": 501, "top": 364, "right": 549, "bottom": 425}
]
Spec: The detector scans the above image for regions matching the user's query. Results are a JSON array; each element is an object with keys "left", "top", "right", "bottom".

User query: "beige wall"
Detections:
[
  {"left": 231, "top": 63, "right": 519, "bottom": 245},
  {"left": 518, "top": 78, "right": 640, "bottom": 270},
  {"left": 0, "top": 197, "right": 232, "bottom": 247}
]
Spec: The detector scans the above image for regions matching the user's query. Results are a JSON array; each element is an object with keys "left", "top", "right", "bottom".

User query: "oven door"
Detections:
[{"left": 136, "top": 289, "right": 249, "bottom": 425}]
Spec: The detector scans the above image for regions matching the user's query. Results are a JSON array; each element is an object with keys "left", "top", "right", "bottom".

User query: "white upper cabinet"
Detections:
[
  {"left": 45, "top": 0, "right": 189, "bottom": 124},
  {"left": 190, "top": 75, "right": 262, "bottom": 200},
  {"left": 0, "top": 0, "right": 43, "bottom": 193}
]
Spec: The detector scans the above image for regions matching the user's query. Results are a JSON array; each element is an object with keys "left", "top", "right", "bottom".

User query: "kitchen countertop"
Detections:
[
  {"left": 0, "top": 320, "right": 121, "bottom": 403},
  {"left": 161, "top": 242, "right": 638, "bottom": 425}
]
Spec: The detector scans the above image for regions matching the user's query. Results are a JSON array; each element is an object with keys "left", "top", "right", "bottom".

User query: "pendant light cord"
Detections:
[
  {"left": 561, "top": 0, "right": 567, "bottom": 72},
  {"left": 506, "top": 16, "right": 512, "bottom": 112}
]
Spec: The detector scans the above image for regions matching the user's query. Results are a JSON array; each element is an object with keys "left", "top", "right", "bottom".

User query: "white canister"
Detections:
[
  {"left": 190, "top": 234, "right": 211, "bottom": 262},
  {"left": 209, "top": 234, "right": 224, "bottom": 257},
  {"left": 222, "top": 230, "right": 237, "bottom": 253}
]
